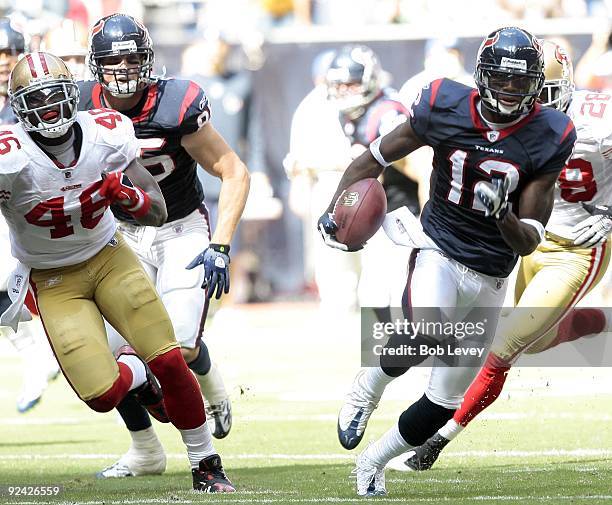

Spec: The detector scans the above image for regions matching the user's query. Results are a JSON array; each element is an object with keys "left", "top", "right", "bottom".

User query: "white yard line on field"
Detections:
[
  {"left": 9, "top": 495, "right": 612, "bottom": 505},
  {"left": 2, "top": 448, "right": 612, "bottom": 461}
]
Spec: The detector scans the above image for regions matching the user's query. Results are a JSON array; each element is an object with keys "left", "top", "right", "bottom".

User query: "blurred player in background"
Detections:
[
  {"left": 78, "top": 14, "right": 249, "bottom": 478},
  {"left": 0, "top": 17, "right": 59, "bottom": 413},
  {"left": 286, "top": 44, "right": 423, "bottom": 313},
  {"left": 393, "top": 39, "right": 612, "bottom": 473},
  {"left": 318, "top": 27, "right": 576, "bottom": 496},
  {"left": 0, "top": 51, "right": 234, "bottom": 493},
  {"left": 42, "top": 19, "right": 89, "bottom": 80}
]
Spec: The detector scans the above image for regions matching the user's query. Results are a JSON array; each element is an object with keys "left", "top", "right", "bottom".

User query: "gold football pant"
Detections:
[
  {"left": 30, "top": 232, "right": 177, "bottom": 401},
  {"left": 491, "top": 236, "right": 609, "bottom": 363}
]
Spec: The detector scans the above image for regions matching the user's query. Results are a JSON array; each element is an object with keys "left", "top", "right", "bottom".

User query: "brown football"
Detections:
[{"left": 333, "top": 178, "right": 387, "bottom": 250}]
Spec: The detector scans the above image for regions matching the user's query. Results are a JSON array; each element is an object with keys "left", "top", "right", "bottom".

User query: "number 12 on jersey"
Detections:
[{"left": 447, "top": 149, "right": 519, "bottom": 211}]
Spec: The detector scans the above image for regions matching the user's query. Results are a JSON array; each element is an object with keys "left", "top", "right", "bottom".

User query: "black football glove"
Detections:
[
  {"left": 317, "top": 213, "right": 363, "bottom": 252},
  {"left": 475, "top": 176, "right": 510, "bottom": 220},
  {"left": 582, "top": 202, "right": 612, "bottom": 219},
  {"left": 186, "top": 244, "right": 231, "bottom": 300}
]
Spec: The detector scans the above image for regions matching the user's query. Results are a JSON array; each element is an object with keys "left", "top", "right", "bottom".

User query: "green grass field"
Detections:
[{"left": 2, "top": 303, "right": 612, "bottom": 504}]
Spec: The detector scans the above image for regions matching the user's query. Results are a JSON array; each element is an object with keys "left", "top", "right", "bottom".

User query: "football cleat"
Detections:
[
  {"left": 390, "top": 433, "right": 450, "bottom": 472},
  {"left": 96, "top": 447, "right": 167, "bottom": 478},
  {"left": 115, "top": 345, "right": 170, "bottom": 423},
  {"left": 16, "top": 364, "right": 60, "bottom": 413},
  {"left": 354, "top": 450, "right": 386, "bottom": 496},
  {"left": 205, "top": 398, "right": 232, "bottom": 439},
  {"left": 192, "top": 454, "right": 235, "bottom": 493},
  {"left": 337, "top": 369, "right": 380, "bottom": 450}
]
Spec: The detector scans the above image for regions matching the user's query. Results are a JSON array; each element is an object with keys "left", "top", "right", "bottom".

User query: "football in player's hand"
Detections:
[{"left": 333, "top": 178, "right": 387, "bottom": 250}]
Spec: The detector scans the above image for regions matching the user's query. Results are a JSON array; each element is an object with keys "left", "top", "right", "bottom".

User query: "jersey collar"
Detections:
[
  {"left": 93, "top": 82, "right": 159, "bottom": 123},
  {"left": 469, "top": 89, "right": 540, "bottom": 142}
]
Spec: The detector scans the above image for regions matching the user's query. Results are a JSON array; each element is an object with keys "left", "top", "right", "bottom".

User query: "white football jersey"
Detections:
[
  {"left": 546, "top": 90, "right": 612, "bottom": 240},
  {"left": 0, "top": 109, "right": 139, "bottom": 269}
]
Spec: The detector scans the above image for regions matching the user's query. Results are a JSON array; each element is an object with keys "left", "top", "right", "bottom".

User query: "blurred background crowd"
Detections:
[{"left": 1, "top": 0, "right": 612, "bottom": 305}]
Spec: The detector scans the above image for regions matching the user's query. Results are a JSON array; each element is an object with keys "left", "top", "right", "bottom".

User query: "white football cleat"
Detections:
[
  {"left": 96, "top": 447, "right": 166, "bottom": 479},
  {"left": 337, "top": 369, "right": 380, "bottom": 450},
  {"left": 198, "top": 363, "right": 232, "bottom": 439},
  {"left": 354, "top": 451, "right": 386, "bottom": 496}
]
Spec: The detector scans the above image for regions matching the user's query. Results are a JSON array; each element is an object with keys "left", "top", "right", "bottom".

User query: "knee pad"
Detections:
[
  {"left": 380, "top": 331, "right": 436, "bottom": 377},
  {"left": 398, "top": 394, "right": 455, "bottom": 447},
  {"left": 187, "top": 341, "right": 212, "bottom": 376}
]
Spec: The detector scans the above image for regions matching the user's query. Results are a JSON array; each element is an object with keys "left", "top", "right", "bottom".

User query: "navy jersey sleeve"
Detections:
[
  {"left": 408, "top": 78, "right": 445, "bottom": 147},
  {"left": 176, "top": 80, "right": 211, "bottom": 136},
  {"left": 540, "top": 119, "right": 576, "bottom": 175}
]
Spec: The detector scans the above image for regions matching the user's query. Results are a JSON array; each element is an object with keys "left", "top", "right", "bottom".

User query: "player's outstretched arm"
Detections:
[
  {"left": 497, "top": 171, "right": 559, "bottom": 256},
  {"left": 181, "top": 123, "right": 250, "bottom": 245},
  {"left": 120, "top": 159, "right": 168, "bottom": 226},
  {"left": 324, "top": 121, "right": 424, "bottom": 215}
]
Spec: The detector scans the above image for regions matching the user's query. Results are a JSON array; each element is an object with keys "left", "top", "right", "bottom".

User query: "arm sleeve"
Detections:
[
  {"left": 177, "top": 81, "right": 211, "bottom": 136},
  {"left": 408, "top": 79, "right": 442, "bottom": 147},
  {"left": 540, "top": 120, "right": 577, "bottom": 175}
]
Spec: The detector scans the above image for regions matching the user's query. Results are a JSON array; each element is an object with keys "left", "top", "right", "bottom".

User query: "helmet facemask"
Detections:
[
  {"left": 538, "top": 40, "right": 574, "bottom": 112},
  {"left": 476, "top": 66, "right": 544, "bottom": 118},
  {"left": 89, "top": 47, "right": 154, "bottom": 98},
  {"left": 11, "top": 81, "right": 79, "bottom": 138}
]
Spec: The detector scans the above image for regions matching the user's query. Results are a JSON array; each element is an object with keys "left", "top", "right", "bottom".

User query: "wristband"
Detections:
[
  {"left": 369, "top": 136, "right": 392, "bottom": 168},
  {"left": 124, "top": 187, "right": 151, "bottom": 219},
  {"left": 209, "top": 243, "right": 230, "bottom": 254}
]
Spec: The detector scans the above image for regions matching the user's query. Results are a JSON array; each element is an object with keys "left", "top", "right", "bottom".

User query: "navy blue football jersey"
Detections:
[
  {"left": 340, "top": 89, "right": 420, "bottom": 214},
  {"left": 409, "top": 78, "right": 576, "bottom": 277},
  {"left": 77, "top": 78, "right": 211, "bottom": 223},
  {"left": 0, "top": 99, "right": 16, "bottom": 125}
]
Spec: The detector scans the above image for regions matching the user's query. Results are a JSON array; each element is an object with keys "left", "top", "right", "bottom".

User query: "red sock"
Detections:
[
  {"left": 148, "top": 347, "right": 206, "bottom": 430},
  {"left": 86, "top": 362, "right": 133, "bottom": 412},
  {"left": 454, "top": 353, "right": 511, "bottom": 427},
  {"left": 546, "top": 308, "right": 606, "bottom": 350}
]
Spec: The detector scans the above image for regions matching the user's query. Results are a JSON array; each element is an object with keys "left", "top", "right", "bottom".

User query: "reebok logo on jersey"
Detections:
[
  {"left": 60, "top": 184, "right": 82, "bottom": 192},
  {"left": 500, "top": 57, "right": 527, "bottom": 70}
]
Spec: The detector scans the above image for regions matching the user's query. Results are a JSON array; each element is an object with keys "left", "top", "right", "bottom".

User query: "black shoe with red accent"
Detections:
[
  {"left": 192, "top": 454, "right": 235, "bottom": 493},
  {"left": 115, "top": 345, "right": 169, "bottom": 424}
]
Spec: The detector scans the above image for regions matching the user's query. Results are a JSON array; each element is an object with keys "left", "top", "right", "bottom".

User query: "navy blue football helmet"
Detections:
[
  {"left": 88, "top": 14, "right": 154, "bottom": 97},
  {"left": 325, "top": 45, "right": 381, "bottom": 118},
  {"left": 475, "top": 27, "right": 545, "bottom": 118}
]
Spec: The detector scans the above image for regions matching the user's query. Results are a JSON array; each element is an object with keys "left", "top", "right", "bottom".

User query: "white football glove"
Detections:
[
  {"left": 475, "top": 176, "right": 510, "bottom": 220},
  {"left": 571, "top": 214, "right": 612, "bottom": 247}
]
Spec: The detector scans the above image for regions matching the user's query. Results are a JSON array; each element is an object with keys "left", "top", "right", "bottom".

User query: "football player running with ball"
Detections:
[
  {"left": 391, "top": 40, "right": 612, "bottom": 473},
  {"left": 77, "top": 15, "right": 249, "bottom": 479},
  {"left": 318, "top": 28, "right": 576, "bottom": 496},
  {"left": 0, "top": 52, "right": 235, "bottom": 492}
]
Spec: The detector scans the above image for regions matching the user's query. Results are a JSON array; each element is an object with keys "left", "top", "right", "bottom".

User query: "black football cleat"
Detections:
[
  {"left": 115, "top": 345, "right": 169, "bottom": 423},
  {"left": 403, "top": 433, "right": 450, "bottom": 471},
  {"left": 192, "top": 454, "right": 235, "bottom": 493}
]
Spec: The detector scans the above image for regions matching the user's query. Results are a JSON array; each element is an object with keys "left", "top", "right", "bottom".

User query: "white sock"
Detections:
[
  {"left": 438, "top": 418, "right": 464, "bottom": 441},
  {"left": 129, "top": 426, "right": 163, "bottom": 452},
  {"left": 196, "top": 363, "right": 228, "bottom": 405},
  {"left": 180, "top": 422, "right": 216, "bottom": 468},
  {"left": 117, "top": 355, "right": 147, "bottom": 391},
  {"left": 363, "top": 424, "right": 412, "bottom": 468},
  {"left": 360, "top": 367, "right": 395, "bottom": 400}
]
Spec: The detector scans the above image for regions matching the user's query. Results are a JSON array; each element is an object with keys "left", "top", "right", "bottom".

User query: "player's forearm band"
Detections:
[
  {"left": 369, "top": 136, "right": 392, "bottom": 168},
  {"left": 124, "top": 187, "right": 151, "bottom": 219},
  {"left": 520, "top": 218, "right": 545, "bottom": 243}
]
